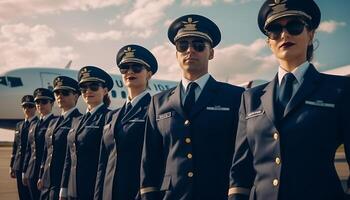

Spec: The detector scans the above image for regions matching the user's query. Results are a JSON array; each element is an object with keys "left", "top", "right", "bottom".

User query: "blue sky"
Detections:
[{"left": 0, "top": 0, "right": 349, "bottom": 84}]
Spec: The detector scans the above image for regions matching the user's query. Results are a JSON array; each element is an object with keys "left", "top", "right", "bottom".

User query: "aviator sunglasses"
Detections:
[
  {"left": 265, "top": 20, "right": 307, "bottom": 40},
  {"left": 35, "top": 99, "right": 50, "bottom": 105},
  {"left": 175, "top": 39, "right": 208, "bottom": 53},
  {"left": 119, "top": 64, "right": 148, "bottom": 74},
  {"left": 80, "top": 82, "right": 103, "bottom": 93},
  {"left": 22, "top": 104, "right": 35, "bottom": 109},
  {"left": 54, "top": 89, "right": 72, "bottom": 96}
]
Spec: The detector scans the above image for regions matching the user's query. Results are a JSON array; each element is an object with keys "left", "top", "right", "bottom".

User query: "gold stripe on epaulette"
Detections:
[{"left": 228, "top": 187, "right": 250, "bottom": 196}]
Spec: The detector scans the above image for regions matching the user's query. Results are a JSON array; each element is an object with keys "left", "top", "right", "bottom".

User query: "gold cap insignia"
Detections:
[
  {"left": 123, "top": 47, "right": 136, "bottom": 59},
  {"left": 56, "top": 78, "right": 63, "bottom": 87},
  {"left": 81, "top": 68, "right": 90, "bottom": 79},
  {"left": 269, "top": 0, "right": 288, "bottom": 13},
  {"left": 25, "top": 96, "right": 30, "bottom": 101},
  {"left": 182, "top": 17, "right": 199, "bottom": 31},
  {"left": 37, "top": 91, "right": 42, "bottom": 96}
]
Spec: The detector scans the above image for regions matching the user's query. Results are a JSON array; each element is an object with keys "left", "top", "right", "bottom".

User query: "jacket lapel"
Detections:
[
  {"left": 169, "top": 83, "right": 186, "bottom": 119},
  {"left": 284, "top": 64, "right": 321, "bottom": 117},
  {"left": 76, "top": 105, "right": 107, "bottom": 134},
  {"left": 120, "top": 93, "right": 151, "bottom": 125},
  {"left": 189, "top": 76, "right": 217, "bottom": 118},
  {"left": 261, "top": 76, "right": 279, "bottom": 124}
]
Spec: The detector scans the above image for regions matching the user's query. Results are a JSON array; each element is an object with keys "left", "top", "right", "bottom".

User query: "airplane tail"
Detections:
[{"left": 64, "top": 60, "right": 72, "bottom": 69}]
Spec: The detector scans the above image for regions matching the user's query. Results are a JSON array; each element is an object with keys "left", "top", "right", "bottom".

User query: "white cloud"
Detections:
[
  {"left": 182, "top": 0, "right": 216, "bottom": 6},
  {"left": 0, "top": 0, "right": 128, "bottom": 23},
  {"left": 122, "top": 0, "right": 175, "bottom": 30},
  {"left": 151, "top": 39, "right": 278, "bottom": 84},
  {"left": 318, "top": 20, "right": 346, "bottom": 33},
  {"left": 0, "top": 23, "right": 78, "bottom": 74},
  {"left": 75, "top": 30, "right": 123, "bottom": 42}
]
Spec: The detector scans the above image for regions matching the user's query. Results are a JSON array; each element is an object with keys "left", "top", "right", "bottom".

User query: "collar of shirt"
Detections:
[
  {"left": 278, "top": 61, "right": 309, "bottom": 86},
  {"left": 86, "top": 103, "right": 104, "bottom": 115},
  {"left": 40, "top": 113, "right": 53, "bottom": 122},
  {"left": 61, "top": 107, "right": 77, "bottom": 119},
  {"left": 126, "top": 90, "right": 149, "bottom": 107},
  {"left": 26, "top": 116, "right": 37, "bottom": 123},
  {"left": 181, "top": 73, "right": 210, "bottom": 104}
]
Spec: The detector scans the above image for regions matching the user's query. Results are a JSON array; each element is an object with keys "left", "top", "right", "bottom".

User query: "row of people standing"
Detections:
[{"left": 9, "top": 0, "right": 350, "bottom": 199}]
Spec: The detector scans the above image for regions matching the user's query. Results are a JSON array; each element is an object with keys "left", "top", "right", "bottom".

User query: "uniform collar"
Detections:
[
  {"left": 26, "top": 116, "right": 37, "bottom": 123},
  {"left": 87, "top": 103, "right": 104, "bottom": 115},
  {"left": 61, "top": 107, "right": 77, "bottom": 119},
  {"left": 278, "top": 61, "right": 309, "bottom": 86},
  {"left": 181, "top": 73, "right": 210, "bottom": 93},
  {"left": 40, "top": 113, "right": 53, "bottom": 122},
  {"left": 127, "top": 90, "right": 149, "bottom": 107}
]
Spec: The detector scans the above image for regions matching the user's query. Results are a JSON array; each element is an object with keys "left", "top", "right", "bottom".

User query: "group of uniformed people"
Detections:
[{"left": 9, "top": 0, "right": 350, "bottom": 199}]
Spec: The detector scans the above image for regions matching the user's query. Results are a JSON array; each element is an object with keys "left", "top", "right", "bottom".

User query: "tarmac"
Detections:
[{"left": 0, "top": 147, "right": 348, "bottom": 199}]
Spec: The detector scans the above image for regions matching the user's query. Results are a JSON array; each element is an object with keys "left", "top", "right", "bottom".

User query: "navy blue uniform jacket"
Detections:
[
  {"left": 39, "top": 109, "right": 82, "bottom": 190},
  {"left": 229, "top": 65, "right": 350, "bottom": 200},
  {"left": 23, "top": 115, "right": 56, "bottom": 180},
  {"left": 10, "top": 117, "right": 38, "bottom": 172},
  {"left": 94, "top": 94, "right": 151, "bottom": 200},
  {"left": 140, "top": 76, "right": 244, "bottom": 200},
  {"left": 61, "top": 105, "right": 109, "bottom": 199}
]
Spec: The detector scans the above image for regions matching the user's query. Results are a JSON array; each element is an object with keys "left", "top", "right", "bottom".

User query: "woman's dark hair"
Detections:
[{"left": 103, "top": 94, "right": 111, "bottom": 107}]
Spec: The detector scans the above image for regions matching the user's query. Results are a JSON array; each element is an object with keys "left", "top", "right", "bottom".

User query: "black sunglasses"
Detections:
[
  {"left": 22, "top": 104, "right": 35, "bottom": 109},
  {"left": 119, "top": 64, "right": 147, "bottom": 74},
  {"left": 175, "top": 39, "right": 208, "bottom": 53},
  {"left": 265, "top": 20, "right": 307, "bottom": 40},
  {"left": 80, "top": 82, "right": 102, "bottom": 93},
  {"left": 54, "top": 89, "right": 72, "bottom": 96},
  {"left": 35, "top": 99, "right": 50, "bottom": 105}
]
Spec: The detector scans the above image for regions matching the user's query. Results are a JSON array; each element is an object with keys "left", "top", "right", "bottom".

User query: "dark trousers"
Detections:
[
  {"left": 40, "top": 186, "right": 59, "bottom": 200},
  {"left": 15, "top": 171, "right": 30, "bottom": 200},
  {"left": 28, "top": 177, "right": 40, "bottom": 200}
]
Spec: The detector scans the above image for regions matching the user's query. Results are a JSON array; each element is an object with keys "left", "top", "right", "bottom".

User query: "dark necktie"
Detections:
[
  {"left": 81, "top": 112, "right": 91, "bottom": 124},
  {"left": 37, "top": 118, "right": 43, "bottom": 127},
  {"left": 184, "top": 82, "right": 198, "bottom": 114},
  {"left": 24, "top": 120, "right": 30, "bottom": 128},
  {"left": 278, "top": 73, "right": 296, "bottom": 116},
  {"left": 57, "top": 116, "right": 64, "bottom": 125},
  {"left": 124, "top": 102, "right": 132, "bottom": 115}
]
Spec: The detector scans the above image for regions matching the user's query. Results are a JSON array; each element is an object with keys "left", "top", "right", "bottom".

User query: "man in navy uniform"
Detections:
[
  {"left": 10, "top": 95, "right": 38, "bottom": 200},
  {"left": 228, "top": 0, "right": 350, "bottom": 200},
  {"left": 140, "top": 14, "right": 244, "bottom": 200},
  {"left": 22, "top": 88, "right": 56, "bottom": 200},
  {"left": 37, "top": 76, "right": 82, "bottom": 200}
]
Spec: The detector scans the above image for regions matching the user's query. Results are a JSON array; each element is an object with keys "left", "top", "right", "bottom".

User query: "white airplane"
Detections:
[
  {"left": 1, "top": 64, "right": 349, "bottom": 130},
  {"left": 0, "top": 66, "right": 177, "bottom": 130}
]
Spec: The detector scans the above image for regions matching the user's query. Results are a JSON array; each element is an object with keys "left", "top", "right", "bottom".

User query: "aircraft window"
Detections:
[
  {"left": 111, "top": 90, "right": 117, "bottom": 98},
  {"left": 0, "top": 76, "right": 7, "bottom": 86},
  {"left": 121, "top": 91, "right": 127, "bottom": 99},
  {"left": 7, "top": 77, "right": 23, "bottom": 87}
]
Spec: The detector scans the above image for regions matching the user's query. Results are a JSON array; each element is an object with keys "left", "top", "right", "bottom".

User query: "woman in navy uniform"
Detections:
[
  {"left": 228, "top": 0, "right": 350, "bottom": 200},
  {"left": 140, "top": 14, "right": 244, "bottom": 200},
  {"left": 60, "top": 66, "right": 113, "bottom": 200},
  {"left": 37, "top": 76, "right": 82, "bottom": 200},
  {"left": 94, "top": 44, "right": 158, "bottom": 200},
  {"left": 10, "top": 95, "right": 38, "bottom": 200},
  {"left": 23, "top": 88, "right": 57, "bottom": 200}
]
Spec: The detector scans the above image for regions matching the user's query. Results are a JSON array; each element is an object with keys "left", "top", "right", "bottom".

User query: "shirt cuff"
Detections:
[{"left": 59, "top": 188, "right": 68, "bottom": 198}]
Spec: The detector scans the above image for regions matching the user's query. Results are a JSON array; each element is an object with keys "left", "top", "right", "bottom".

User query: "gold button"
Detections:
[
  {"left": 50, "top": 154, "right": 53, "bottom": 157},
  {"left": 273, "top": 132, "right": 279, "bottom": 140},
  {"left": 184, "top": 120, "right": 190, "bottom": 126},
  {"left": 275, "top": 157, "right": 281, "bottom": 165},
  {"left": 187, "top": 172, "right": 193, "bottom": 177},
  {"left": 185, "top": 138, "right": 191, "bottom": 144},
  {"left": 273, "top": 179, "right": 279, "bottom": 186},
  {"left": 187, "top": 153, "right": 193, "bottom": 159},
  {"left": 33, "top": 156, "right": 36, "bottom": 160}
]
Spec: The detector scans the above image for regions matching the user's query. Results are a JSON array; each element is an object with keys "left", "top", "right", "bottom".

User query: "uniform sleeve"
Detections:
[
  {"left": 340, "top": 79, "right": 350, "bottom": 198},
  {"left": 140, "top": 97, "right": 164, "bottom": 200},
  {"left": 22, "top": 127, "right": 32, "bottom": 174},
  {"left": 39, "top": 136, "right": 48, "bottom": 179},
  {"left": 10, "top": 123, "right": 19, "bottom": 168},
  {"left": 61, "top": 137, "right": 71, "bottom": 189},
  {"left": 228, "top": 94, "right": 256, "bottom": 200},
  {"left": 94, "top": 121, "right": 109, "bottom": 200}
]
